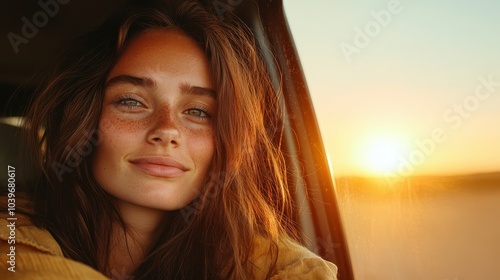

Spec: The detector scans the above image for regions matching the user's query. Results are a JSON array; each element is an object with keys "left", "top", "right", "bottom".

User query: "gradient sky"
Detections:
[{"left": 284, "top": 0, "right": 500, "bottom": 176}]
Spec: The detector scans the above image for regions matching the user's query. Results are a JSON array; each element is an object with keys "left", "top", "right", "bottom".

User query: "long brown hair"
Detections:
[{"left": 23, "top": 1, "right": 294, "bottom": 279}]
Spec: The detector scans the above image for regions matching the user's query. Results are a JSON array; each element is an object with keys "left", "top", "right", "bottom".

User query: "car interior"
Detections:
[{"left": 0, "top": 1, "right": 354, "bottom": 279}]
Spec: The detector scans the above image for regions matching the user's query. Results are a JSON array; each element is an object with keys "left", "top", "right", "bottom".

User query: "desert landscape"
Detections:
[{"left": 335, "top": 172, "right": 500, "bottom": 280}]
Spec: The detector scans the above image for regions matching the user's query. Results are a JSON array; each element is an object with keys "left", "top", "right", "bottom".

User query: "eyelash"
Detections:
[
  {"left": 113, "top": 95, "right": 143, "bottom": 109},
  {"left": 184, "top": 105, "right": 212, "bottom": 120}
]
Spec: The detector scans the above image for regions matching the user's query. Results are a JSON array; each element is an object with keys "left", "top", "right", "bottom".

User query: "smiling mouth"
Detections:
[{"left": 129, "top": 156, "right": 188, "bottom": 178}]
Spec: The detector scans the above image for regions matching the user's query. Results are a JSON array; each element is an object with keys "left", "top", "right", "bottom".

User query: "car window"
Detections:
[{"left": 284, "top": 1, "right": 500, "bottom": 279}]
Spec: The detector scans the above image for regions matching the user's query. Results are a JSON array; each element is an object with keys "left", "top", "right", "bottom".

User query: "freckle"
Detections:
[
  {"left": 100, "top": 117, "right": 113, "bottom": 131},
  {"left": 105, "top": 117, "right": 142, "bottom": 134}
]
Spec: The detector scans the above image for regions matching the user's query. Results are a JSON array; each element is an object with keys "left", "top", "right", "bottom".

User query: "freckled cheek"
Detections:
[
  {"left": 100, "top": 112, "right": 146, "bottom": 132},
  {"left": 96, "top": 114, "right": 148, "bottom": 151},
  {"left": 184, "top": 128, "right": 215, "bottom": 161}
]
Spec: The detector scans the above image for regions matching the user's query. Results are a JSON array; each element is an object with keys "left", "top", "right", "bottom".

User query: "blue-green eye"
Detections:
[
  {"left": 185, "top": 108, "right": 209, "bottom": 118},
  {"left": 117, "top": 98, "right": 142, "bottom": 107}
]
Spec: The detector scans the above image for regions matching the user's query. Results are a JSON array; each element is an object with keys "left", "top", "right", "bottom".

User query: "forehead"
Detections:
[
  {"left": 108, "top": 28, "right": 211, "bottom": 83},
  {"left": 111, "top": 28, "right": 208, "bottom": 71}
]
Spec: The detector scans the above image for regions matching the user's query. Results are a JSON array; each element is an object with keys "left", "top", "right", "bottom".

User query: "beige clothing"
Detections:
[
  {"left": 251, "top": 236, "right": 338, "bottom": 279},
  {"left": 0, "top": 213, "right": 337, "bottom": 279}
]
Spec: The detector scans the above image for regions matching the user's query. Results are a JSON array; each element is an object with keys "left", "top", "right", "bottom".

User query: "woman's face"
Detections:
[{"left": 92, "top": 29, "right": 215, "bottom": 211}]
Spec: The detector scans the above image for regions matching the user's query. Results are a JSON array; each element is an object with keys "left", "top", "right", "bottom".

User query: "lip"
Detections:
[{"left": 129, "top": 156, "right": 189, "bottom": 178}]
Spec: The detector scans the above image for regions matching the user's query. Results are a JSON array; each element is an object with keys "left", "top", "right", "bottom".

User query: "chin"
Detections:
[{"left": 131, "top": 188, "right": 199, "bottom": 210}]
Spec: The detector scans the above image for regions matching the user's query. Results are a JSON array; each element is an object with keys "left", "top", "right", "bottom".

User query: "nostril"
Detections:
[{"left": 149, "top": 136, "right": 178, "bottom": 145}]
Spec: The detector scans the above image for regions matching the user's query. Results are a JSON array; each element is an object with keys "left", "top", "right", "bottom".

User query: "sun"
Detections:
[{"left": 360, "top": 136, "right": 407, "bottom": 175}]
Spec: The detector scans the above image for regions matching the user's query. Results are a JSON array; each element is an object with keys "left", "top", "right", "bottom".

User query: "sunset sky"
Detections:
[{"left": 284, "top": 0, "right": 500, "bottom": 176}]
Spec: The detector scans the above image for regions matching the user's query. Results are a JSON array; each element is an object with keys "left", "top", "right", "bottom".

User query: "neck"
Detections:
[{"left": 105, "top": 200, "right": 170, "bottom": 277}]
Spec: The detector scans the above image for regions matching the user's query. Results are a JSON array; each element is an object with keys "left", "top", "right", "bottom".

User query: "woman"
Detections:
[{"left": 0, "top": 0, "right": 337, "bottom": 279}]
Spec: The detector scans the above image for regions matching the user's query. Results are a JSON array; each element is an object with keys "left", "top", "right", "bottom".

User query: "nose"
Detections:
[{"left": 146, "top": 107, "right": 180, "bottom": 146}]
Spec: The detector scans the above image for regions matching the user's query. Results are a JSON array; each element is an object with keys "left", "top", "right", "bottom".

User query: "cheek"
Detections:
[
  {"left": 187, "top": 129, "right": 215, "bottom": 164},
  {"left": 99, "top": 114, "right": 144, "bottom": 138},
  {"left": 96, "top": 120, "right": 125, "bottom": 156},
  {"left": 92, "top": 115, "right": 144, "bottom": 168}
]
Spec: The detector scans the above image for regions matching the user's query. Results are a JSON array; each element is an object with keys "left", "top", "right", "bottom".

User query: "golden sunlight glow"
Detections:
[{"left": 360, "top": 136, "right": 407, "bottom": 175}]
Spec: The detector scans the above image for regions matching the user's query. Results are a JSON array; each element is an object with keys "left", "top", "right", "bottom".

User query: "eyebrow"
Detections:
[
  {"left": 105, "top": 74, "right": 216, "bottom": 98},
  {"left": 106, "top": 74, "right": 156, "bottom": 89},
  {"left": 180, "top": 83, "right": 216, "bottom": 98}
]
